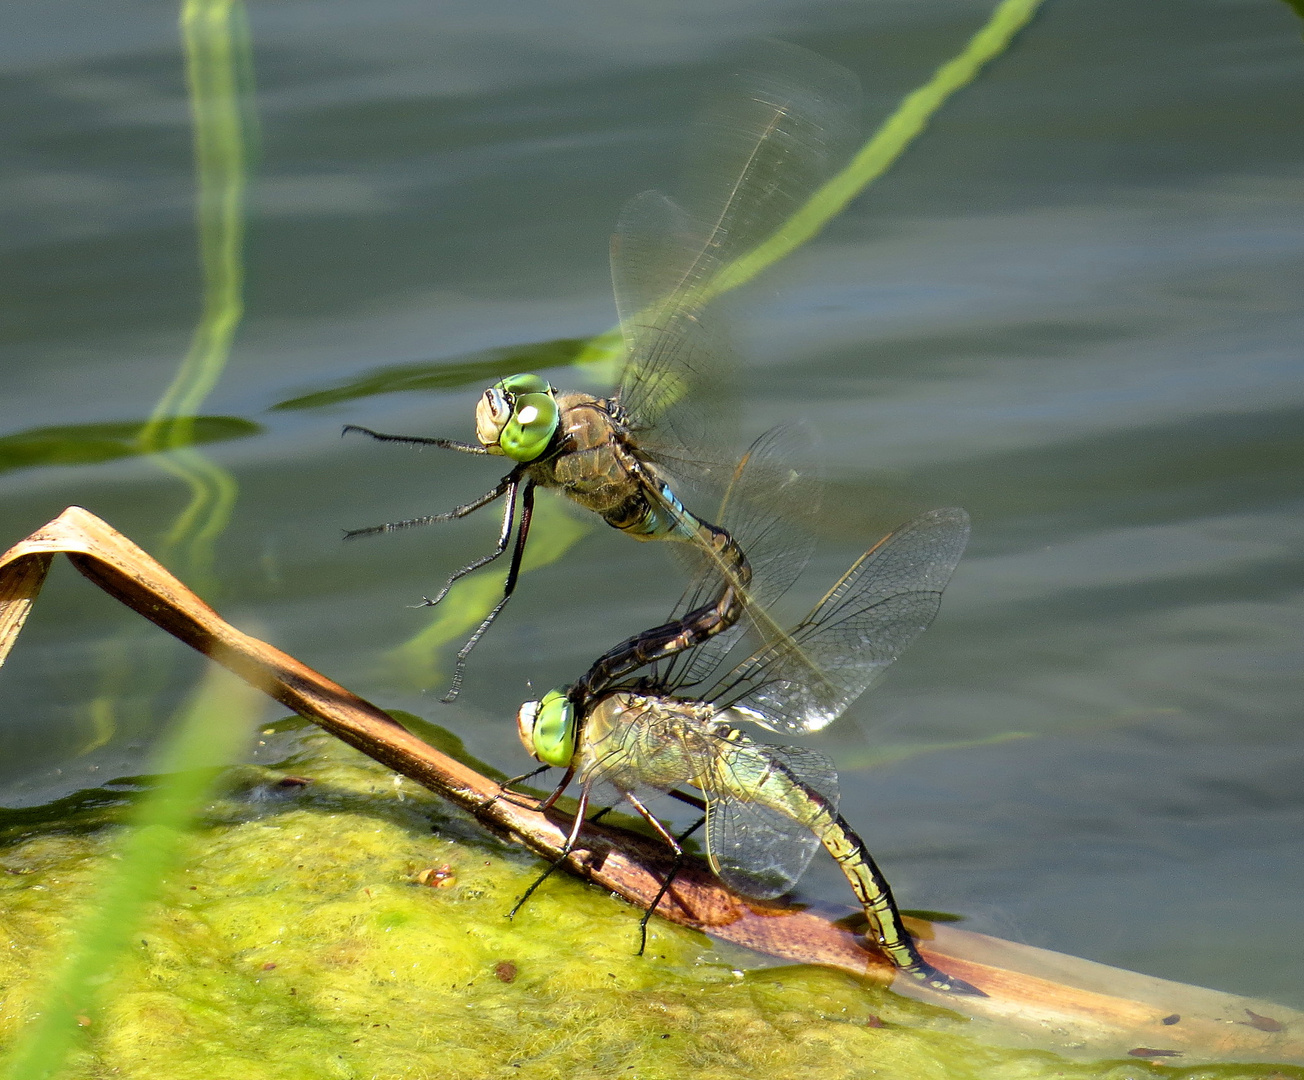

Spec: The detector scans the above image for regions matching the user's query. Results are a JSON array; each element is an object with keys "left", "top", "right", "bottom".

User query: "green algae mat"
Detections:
[{"left": 0, "top": 721, "right": 1298, "bottom": 1080}]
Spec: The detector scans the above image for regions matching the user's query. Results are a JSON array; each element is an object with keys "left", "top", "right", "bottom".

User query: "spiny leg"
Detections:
[
  {"left": 442, "top": 596, "right": 512, "bottom": 701},
  {"left": 343, "top": 473, "right": 515, "bottom": 540},
  {"left": 537, "top": 763, "right": 576, "bottom": 811},
  {"left": 417, "top": 475, "right": 521, "bottom": 606},
  {"left": 624, "top": 793, "right": 703, "bottom": 956},
  {"left": 343, "top": 424, "right": 489, "bottom": 455},
  {"left": 491, "top": 763, "right": 575, "bottom": 812},
  {"left": 667, "top": 789, "right": 707, "bottom": 813},
  {"left": 500, "top": 763, "right": 552, "bottom": 793},
  {"left": 508, "top": 784, "right": 591, "bottom": 920},
  {"left": 483, "top": 763, "right": 553, "bottom": 811},
  {"left": 440, "top": 480, "right": 536, "bottom": 702}
]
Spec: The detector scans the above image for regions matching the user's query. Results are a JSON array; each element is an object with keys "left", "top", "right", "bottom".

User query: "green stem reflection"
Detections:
[
  {"left": 139, "top": 0, "right": 254, "bottom": 589},
  {"left": 81, "top": 0, "right": 254, "bottom": 790}
]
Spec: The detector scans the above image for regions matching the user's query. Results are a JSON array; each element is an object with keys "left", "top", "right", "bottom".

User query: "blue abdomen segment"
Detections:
[{"left": 627, "top": 482, "right": 699, "bottom": 541}]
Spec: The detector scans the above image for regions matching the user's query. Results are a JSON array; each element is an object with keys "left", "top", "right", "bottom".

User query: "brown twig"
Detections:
[{"left": 1, "top": 507, "right": 1300, "bottom": 1065}]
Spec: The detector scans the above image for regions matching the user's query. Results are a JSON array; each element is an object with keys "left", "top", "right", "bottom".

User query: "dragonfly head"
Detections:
[
  {"left": 516, "top": 688, "right": 576, "bottom": 768},
  {"left": 475, "top": 373, "right": 560, "bottom": 462}
]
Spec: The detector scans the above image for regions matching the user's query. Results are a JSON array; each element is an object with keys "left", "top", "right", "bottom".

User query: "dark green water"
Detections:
[{"left": 2, "top": 0, "right": 1302, "bottom": 1013}]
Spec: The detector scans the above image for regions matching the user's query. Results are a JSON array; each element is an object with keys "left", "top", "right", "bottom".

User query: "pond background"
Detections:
[{"left": 2, "top": 0, "right": 1302, "bottom": 1011}]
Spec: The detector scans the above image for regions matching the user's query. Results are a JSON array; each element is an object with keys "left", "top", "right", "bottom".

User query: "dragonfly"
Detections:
[
  {"left": 344, "top": 49, "right": 861, "bottom": 700},
  {"left": 513, "top": 507, "right": 982, "bottom": 995}
]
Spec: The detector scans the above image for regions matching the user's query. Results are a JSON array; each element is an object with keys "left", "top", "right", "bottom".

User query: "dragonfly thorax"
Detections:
[
  {"left": 598, "top": 691, "right": 716, "bottom": 728},
  {"left": 530, "top": 395, "right": 696, "bottom": 544},
  {"left": 573, "top": 692, "right": 720, "bottom": 790}
]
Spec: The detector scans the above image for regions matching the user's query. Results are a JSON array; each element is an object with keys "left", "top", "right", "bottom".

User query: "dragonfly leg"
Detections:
[
  {"left": 624, "top": 793, "right": 703, "bottom": 956},
  {"left": 500, "top": 763, "right": 552, "bottom": 792},
  {"left": 666, "top": 788, "right": 707, "bottom": 813},
  {"left": 578, "top": 799, "right": 653, "bottom": 837},
  {"left": 343, "top": 424, "right": 489, "bottom": 455},
  {"left": 482, "top": 763, "right": 553, "bottom": 811},
  {"left": 440, "top": 481, "right": 536, "bottom": 702},
  {"left": 489, "top": 763, "right": 575, "bottom": 814},
  {"left": 342, "top": 471, "right": 517, "bottom": 540},
  {"left": 641, "top": 786, "right": 708, "bottom": 951},
  {"left": 537, "top": 763, "right": 575, "bottom": 811},
  {"left": 508, "top": 785, "right": 591, "bottom": 920},
  {"left": 417, "top": 475, "right": 521, "bottom": 607},
  {"left": 624, "top": 793, "right": 684, "bottom": 852}
]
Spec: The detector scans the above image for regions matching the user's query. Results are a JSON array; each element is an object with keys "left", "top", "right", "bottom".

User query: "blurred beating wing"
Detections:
[
  {"left": 602, "top": 48, "right": 864, "bottom": 700},
  {"left": 612, "top": 44, "right": 861, "bottom": 467}
]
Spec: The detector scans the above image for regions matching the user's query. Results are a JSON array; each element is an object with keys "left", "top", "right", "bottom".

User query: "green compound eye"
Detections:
[
  {"left": 531, "top": 689, "right": 576, "bottom": 768},
  {"left": 495, "top": 372, "right": 551, "bottom": 396},
  {"left": 498, "top": 391, "right": 559, "bottom": 462}
]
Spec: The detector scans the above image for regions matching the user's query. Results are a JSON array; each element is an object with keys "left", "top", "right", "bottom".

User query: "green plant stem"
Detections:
[{"left": 573, "top": 0, "right": 1045, "bottom": 369}]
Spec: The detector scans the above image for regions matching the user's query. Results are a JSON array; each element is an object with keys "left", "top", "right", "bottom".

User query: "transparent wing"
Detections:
[
  {"left": 655, "top": 423, "right": 820, "bottom": 692},
  {"left": 578, "top": 699, "right": 838, "bottom": 899},
  {"left": 713, "top": 508, "right": 972, "bottom": 735},
  {"left": 613, "top": 45, "right": 861, "bottom": 460},
  {"left": 703, "top": 740, "right": 840, "bottom": 900},
  {"left": 609, "top": 191, "right": 735, "bottom": 464},
  {"left": 581, "top": 49, "right": 858, "bottom": 699}
]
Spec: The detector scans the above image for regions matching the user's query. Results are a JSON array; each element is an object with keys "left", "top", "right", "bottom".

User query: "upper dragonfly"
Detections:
[
  {"left": 344, "top": 49, "right": 861, "bottom": 699},
  {"left": 514, "top": 508, "right": 979, "bottom": 995}
]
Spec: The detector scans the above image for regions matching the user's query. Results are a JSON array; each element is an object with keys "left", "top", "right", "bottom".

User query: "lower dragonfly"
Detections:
[{"left": 513, "top": 507, "right": 982, "bottom": 995}]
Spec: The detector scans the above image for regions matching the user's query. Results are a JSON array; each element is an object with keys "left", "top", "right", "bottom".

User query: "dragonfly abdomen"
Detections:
[
  {"left": 567, "top": 524, "right": 751, "bottom": 709},
  {"left": 821, "top": 811, "right": 982, "bottom": 994},
  {"left": 614, "top": 480, "right": 699, "bottom": 542},
  {"left": 820, "top": 812, "right": 900, "bottom": 946},
  {"left": 707, "top": 737, "right": 981, "bottom": 994},
  {"left": 714, "top": 733, "right": 835, "bottom": 826}
]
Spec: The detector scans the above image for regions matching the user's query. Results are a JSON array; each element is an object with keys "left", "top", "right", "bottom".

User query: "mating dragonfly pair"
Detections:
[{"left": 347, "top": 48, "right": 982, "bottom": 997}]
